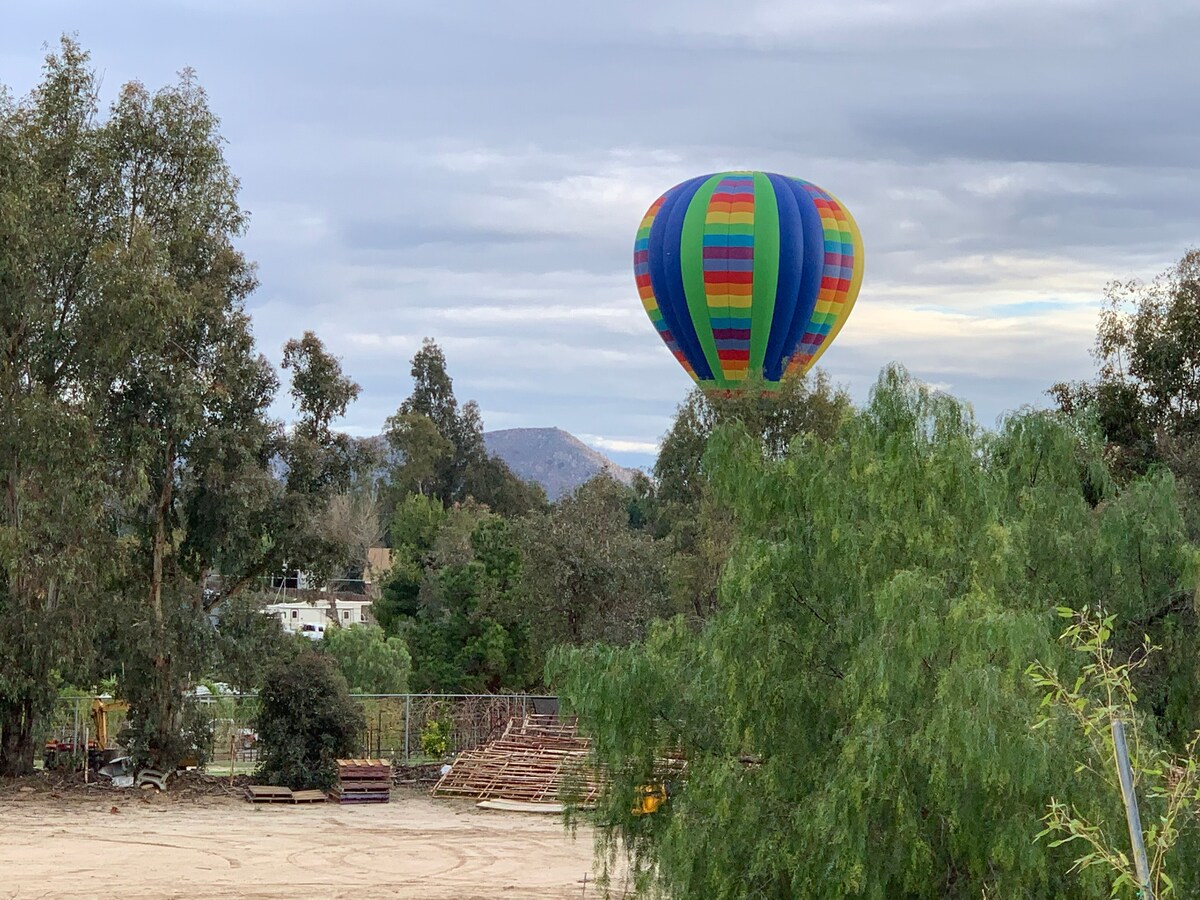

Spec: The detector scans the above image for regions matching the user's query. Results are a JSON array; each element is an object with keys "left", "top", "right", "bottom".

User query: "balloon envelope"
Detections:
[{"left": 634, "top": 172, "right": 863, "bottom": 392}]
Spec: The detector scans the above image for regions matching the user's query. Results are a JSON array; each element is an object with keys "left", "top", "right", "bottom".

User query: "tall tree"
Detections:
[
  {"left": 96, "top": 74, "right": 362, "bottom": 765},
  {"left": 0, "top": 40, "right": 368, "bottom": 771},
  {"left": 94, "top": 66, "right": 273, "bottom": 766},
  {"left": 1051, "top": 249, "right": 1200, "bottom": 494},
  {"left": 386, "top": 338, "right": 543, "bottom": 515},
  {"left": 0, "top": 39, "right": 121, "bottom": 774},
  {"left": 397, "top": 338, "right": 485, "bottom": 503}
]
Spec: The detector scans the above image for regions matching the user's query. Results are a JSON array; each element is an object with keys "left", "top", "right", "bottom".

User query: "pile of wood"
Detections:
[
  {"left": 432, "top": 715, "right": 604, "bottom": 807},
  {"left": 245, "top": 784, "right": 294, "bottom": 804},
  {"left": 332, "top": 758, "right": 392, "bottom": 804},
  {"left": 244, "top": 785, "right": 327, "bottom": 804}
]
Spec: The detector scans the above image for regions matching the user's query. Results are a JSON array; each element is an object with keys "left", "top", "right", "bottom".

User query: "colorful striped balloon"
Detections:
[{"left": 634, "top": 171, "right": 864, "bottom": 392}]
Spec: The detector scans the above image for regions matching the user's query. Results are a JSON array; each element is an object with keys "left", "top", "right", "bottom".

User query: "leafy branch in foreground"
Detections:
[{"left": 1029, "top": 607, "right": 1200, "bottom": 898}]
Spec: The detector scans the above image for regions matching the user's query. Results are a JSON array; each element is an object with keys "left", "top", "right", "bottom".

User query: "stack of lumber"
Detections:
[
  {"left": 432, "top": 715, "right": 604, "bottom": 807},
  {"left": 332, "top": 758, "right": 392, "bottom": 804}
]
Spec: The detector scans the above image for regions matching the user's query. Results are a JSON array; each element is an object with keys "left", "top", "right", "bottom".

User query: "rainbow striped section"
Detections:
[
  {"left": 786, "top": 180, "right": 857, "bottom": 375},
  {"left": 702, "top": 175, "right": 755, "bottom": 381},
  {"left": 633, "top": 170, "right": 864, "bottom": 392},
  {"left": 634, "top": 194, "right": 696, "bottom": 380}
]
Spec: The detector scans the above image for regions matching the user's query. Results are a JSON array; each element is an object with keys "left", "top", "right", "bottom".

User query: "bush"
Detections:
[
  {"left": 420, "top": 715, "right": 454, "bottom": 758},
  {"left": 255, "top": 650, "right": 364, "bottom": 790}
]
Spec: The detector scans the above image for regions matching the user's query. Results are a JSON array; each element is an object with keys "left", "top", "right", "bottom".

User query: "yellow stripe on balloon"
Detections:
[{"left": 800, "top": 189, "right": 864, "bottom": 375}]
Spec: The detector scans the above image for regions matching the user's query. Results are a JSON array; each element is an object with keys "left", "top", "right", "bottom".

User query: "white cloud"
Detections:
[{"left": 578, "top": 434, "right": 661, "bottom": 455}]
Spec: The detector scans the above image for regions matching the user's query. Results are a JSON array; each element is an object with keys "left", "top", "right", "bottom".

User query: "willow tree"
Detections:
[
  {"left": 651, "top": 369, "right": 851, "bottom": 619},
  {"left": 552, "top": 365, "right": 1200, "bottom": 899}
]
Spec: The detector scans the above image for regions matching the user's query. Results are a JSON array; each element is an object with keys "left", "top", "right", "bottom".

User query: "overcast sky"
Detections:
[{"left": 4, "top": 1, "right": 1199, "bottom": 469}]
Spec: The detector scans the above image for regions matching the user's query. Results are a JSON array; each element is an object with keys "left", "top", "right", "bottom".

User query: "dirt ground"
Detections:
[{"left": 0, "top": 779, "right": 627, "bottom": 899}]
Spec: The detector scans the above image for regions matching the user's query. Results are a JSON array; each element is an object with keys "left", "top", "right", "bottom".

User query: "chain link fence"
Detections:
[{"left": 41, "top": 693, "right": 557, "bottom": 772}]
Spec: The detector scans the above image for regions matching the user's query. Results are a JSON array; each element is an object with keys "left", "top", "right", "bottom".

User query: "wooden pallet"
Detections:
[
  {"left": 330, "top": 788, "right": 391, "bottom": 804},
  {"left": 290, "top": 789, "right": 327, "bottom": 804},
  {"left": 245, "top": 785, "right": 293, "bottom": 803},
  {"left": 336, "top": 758, "right": 391, "bottom": 779},
  {"left": 334, "top": 758, "right": 392, "bottom": 804}
]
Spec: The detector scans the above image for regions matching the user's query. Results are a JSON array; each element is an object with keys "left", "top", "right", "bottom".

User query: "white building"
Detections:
[{"left": 264, "top": 597, "right": 374, "bottom": 640}]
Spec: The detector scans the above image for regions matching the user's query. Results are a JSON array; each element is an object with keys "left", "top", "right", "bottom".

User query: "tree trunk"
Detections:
[
  {"left": 149, "top": 444, "right": 175, "bottom": 767},
  {"left": 1, "top": 465, "right": 38, "bottom": 777},
  {"left": 0, "top": 699, "right": 37, "bottom": 776}
]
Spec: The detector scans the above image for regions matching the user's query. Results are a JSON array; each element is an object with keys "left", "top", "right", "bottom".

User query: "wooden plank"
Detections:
[{"left": 477, "top": 799, "right": 565, "bottom": 813}]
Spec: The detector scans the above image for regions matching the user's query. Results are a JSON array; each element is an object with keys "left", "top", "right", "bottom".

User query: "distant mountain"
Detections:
[{"left": 484, "top": 428, "right": 640, "bottom": 501}]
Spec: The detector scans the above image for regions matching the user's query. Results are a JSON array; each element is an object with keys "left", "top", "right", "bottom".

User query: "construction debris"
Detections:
[
  {"left": 331, "top": 758, "right": 392, "bottom": 804},
  {"left": 432, "top": 715, "right": 604, "bottom": 807},
  {"left": 136, "top": 768, "right": 168, "bottom": 792}
]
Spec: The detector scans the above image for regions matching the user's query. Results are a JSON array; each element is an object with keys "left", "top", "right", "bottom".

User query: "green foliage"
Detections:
[
  {"left": 551, "top": 365, "right": 1200, "bottom": 899},
  {"left": 376, "top": 494, "right": 538, "bottom": 691},
  {"left": 651, "top": 369, "right": 852, "bottom": 620},
  {"left": 1030, "top": 608, "right": 1200, "bottom": 898},
  {"left": 323, "top": 625, "right": 412, "bottom": 694},
  {"left": 375, "top": 493, "right": 446, "bottom": 630},
  {"left": 1051, "top": 249, "right": 1200, "bottom": 520},
  {"left": 420, "top": 715, "right": 454, "bottom": 758},
  {"left": 211, "top": 593, "right": 307, "bottom": 692},
  {"left": 388, "top": 502, "right": 539, "bottom": 692},
  {"left": 517, "top": 474, "right": 669, "bottom": 653},
  {"left": 255, "top": 650, "right": 364, "bottom": 791}
]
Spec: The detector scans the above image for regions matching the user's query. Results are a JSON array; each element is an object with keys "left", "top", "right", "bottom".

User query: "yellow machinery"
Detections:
[
  {"left": 632, "top": 783, "right": 668, "bottom": 816},
  {"left": 90, "top": 697, "right": 128, "bottom": 749}
]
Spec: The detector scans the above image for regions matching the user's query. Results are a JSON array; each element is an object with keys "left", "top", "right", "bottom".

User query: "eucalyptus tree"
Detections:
[
  {"left": 0, "top": 39, "right": 123, "bottom": 774},
  {"left": 0, "top": 38, "right": 367, "bottom": 771}
]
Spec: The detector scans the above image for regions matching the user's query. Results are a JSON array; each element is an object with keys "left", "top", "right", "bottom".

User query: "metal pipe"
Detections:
[{"left": 1112, "top": 718, "right": 1153, "bottom": 900}]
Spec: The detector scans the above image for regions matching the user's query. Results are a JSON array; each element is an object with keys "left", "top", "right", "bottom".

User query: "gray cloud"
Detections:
[{"left": 5, "top": 0, "right": 1199, "bottom": 468}]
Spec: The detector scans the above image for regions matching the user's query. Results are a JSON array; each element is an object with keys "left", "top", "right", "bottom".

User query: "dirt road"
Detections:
[{"left": 0, "top": 786, "right": 624, "bottom": 899}]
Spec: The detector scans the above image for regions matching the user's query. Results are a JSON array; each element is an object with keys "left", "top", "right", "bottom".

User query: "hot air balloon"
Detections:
[{"left": 634, "top": 171, "right": 864, "bottom": 392}]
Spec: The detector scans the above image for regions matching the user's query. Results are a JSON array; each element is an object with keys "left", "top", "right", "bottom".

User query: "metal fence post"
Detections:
[{"left": 403, "top": 695, "right": 411, "bottom": 762}]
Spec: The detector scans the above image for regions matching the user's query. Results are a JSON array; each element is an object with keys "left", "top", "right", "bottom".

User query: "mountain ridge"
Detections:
[{"left": 483, "top": 427, "right": 640, "bottom": 501}]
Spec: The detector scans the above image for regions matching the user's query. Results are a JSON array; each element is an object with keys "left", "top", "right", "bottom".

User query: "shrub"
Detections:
[
  {"left": 420, "top": 715, "right": 454, "bottom": 758},
  {"left": 255, "top": 650, "right": 364, "bottom": 790}
]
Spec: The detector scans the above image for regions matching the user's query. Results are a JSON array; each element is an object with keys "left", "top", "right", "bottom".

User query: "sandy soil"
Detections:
[{"left": 0, "top": 785, "right": 626, "bottom": 899}]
